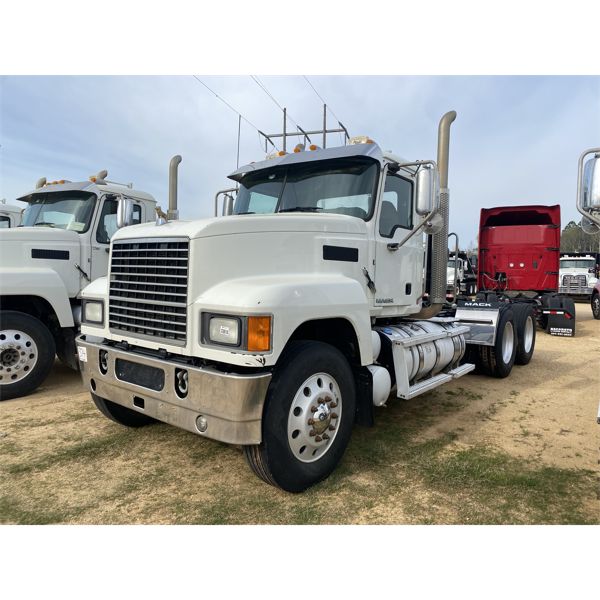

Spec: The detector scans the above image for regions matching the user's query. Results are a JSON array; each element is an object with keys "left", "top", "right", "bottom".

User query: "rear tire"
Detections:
[
  {"left": 592, "top": 292, "right": 600, "bottom": 320},
  {"left": 91, "top": 392, "right": 156, "bottom": 427},
  {"left": 478, "top": 306, "right": 517, "bottom": 378},
  {"left": 0, "top": 311, "right": 56, "bottom": 401},
  {"left": 244, "top": 341, "right": 356, "bottom": 493},
  {"left": 512, "top": 304, "right": 536, "bottom": 365}
]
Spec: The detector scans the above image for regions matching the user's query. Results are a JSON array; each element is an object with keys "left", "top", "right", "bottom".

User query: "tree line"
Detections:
[{"left": 560, "top": 220, "right": 600, "bottom": 253}]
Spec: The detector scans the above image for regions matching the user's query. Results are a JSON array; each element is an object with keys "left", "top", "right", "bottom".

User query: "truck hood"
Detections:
[
  {"left": 112, "top": 213, "right": 368, "bottom": 242},
  {"left": 0, "top": 226, "right": 80, "bottom": 244},
  {"left": 0, "top": 226, "right": 82, "bottom": 297}
]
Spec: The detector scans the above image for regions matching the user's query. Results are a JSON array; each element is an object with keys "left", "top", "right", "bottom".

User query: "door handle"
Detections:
[{"left": 387, "top": 243, "right": 399, "bottom": 251}]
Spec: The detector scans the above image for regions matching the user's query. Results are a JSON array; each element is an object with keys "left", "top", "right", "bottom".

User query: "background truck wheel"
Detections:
[
  {"left": 512, "top": 304, "right": 536, "bottom": 365},
  {"left": 243, "top": 341, "right": 356, "bottom": 493},
  {"left": 91, "top": 392, "right": 156, "bottom": 427},
  {"left": 478, "top": 307, "right": 517, "bottom": 378},
  {"left": 0, "top": 311, "right": 56, "bottom": 401},
  {"left": 592, "top": 292, "right": 600, "bottom": 320}
]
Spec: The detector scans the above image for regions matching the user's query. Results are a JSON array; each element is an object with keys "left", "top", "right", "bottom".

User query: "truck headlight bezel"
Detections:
[
  {"left": 82, "top": 299, "right": 105, "bottom": 326},
  {"left": 201, "top": 312, "right": 272, "bottom": 352}
]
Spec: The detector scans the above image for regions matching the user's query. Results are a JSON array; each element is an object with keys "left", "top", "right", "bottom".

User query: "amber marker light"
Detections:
[{"left": 247, "top": 316, "right": 271, "bottom": 352}]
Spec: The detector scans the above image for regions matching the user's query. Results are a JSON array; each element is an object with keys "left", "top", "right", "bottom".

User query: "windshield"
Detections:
[
  {"left": 233, "top": 158, "right": 379, "bottom": 220},
  {"left": 447, "top": 259, "right": 462, "bottom": 269},
  {"left": 21, "top": 191, "right": 97, "bottom": 232},
  {"left": 560, "top": 259, "right": 595, "bottom": 269}
]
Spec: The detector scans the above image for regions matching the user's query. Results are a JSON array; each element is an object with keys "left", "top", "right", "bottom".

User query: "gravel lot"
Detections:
[{"left": 1, "top": 304, "right": 598, "bottom": 524}]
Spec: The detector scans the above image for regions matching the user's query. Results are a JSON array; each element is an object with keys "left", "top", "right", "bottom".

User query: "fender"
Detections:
[
  {"left": 195, "top": 273, "right": 373, "bottom": 367},
  {"left": 0, "top": 267, "right": 75, "bottom": 327}
]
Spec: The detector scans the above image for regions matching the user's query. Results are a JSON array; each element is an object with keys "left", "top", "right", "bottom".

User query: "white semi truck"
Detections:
[
  {"left": 76, "top": 112, "right": 540, "bottom": 492},
  {"left": 0, "top": 169, "right": 163, "bottom": 400},
  {"left": 0, "top": 201, "right": 24, "bottom": 228},
  {"left": 558, "top": 253, "right": 598, "bottom": 299}
]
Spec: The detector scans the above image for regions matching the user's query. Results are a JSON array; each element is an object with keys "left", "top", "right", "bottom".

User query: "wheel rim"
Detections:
[
  {"left": 502, "top": 321, "right": 514, "bottom": 364},
  {"left": 287, "top": 372, "right": 342, "bottom": 463},
  {"left": 0, "top": 329, "right": 38, "bottom": 385},
  {"left": 523, "top": 315, "right": 534, "bottom": 353}
]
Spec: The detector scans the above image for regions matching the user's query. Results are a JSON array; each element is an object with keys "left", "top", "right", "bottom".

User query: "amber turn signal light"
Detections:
[{"left": 247, "top": 316, "right": 271, "bottom": 352}]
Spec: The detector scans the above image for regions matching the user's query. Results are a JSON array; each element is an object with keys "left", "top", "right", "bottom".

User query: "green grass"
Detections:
[{"left": 1, "top": 389, "right": 596, "bottom": 525}]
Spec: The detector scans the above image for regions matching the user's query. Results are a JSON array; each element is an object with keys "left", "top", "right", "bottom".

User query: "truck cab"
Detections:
[
  {"left": 0, "top": 202, "right": 24, "bottom": 228},
  {"left": 0, "top": 172, "right": 157, "bottom": 400}
]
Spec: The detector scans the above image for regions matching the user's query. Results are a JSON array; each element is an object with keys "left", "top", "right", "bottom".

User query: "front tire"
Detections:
[
  {"left": 244, "top": 341, "right": 356, "bottom": 493},
  {"left": 592, "top": 292, "right": 600, "bottom": 320},
  {"left": 91, "top": 392, "right": 156, "bottom": 427},
  {"left": 478, "top": 307, "right": 517, "bottom": 378},
  {"left": 0, "top": 311, "right": 56, "bottom": 401}
]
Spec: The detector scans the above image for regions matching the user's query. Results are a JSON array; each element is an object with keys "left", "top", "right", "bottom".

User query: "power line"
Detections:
[
  {"left": 192, "top": 75, "right": 278, "bottom": 151},
  {"left": 250, "top": 75, "right": 303, "bottom": 131}
]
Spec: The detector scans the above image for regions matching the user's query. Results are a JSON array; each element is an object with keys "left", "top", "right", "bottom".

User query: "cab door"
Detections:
[
  {"left": 373, "top": 173, "right": 421, "bottom": 312},
  {"left": 90, "top": 196, "right": 142, "bottom": 281}
]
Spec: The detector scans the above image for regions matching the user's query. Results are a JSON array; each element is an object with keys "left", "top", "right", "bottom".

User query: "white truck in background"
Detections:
[
  {"left": 0, "top": 201, "right": 24, "bottom": 228},
  {"left": 0, "top": 167, "right": 166, "bottom": 400},
  {"left": 558, "top": 253, "right": 598, "bottom": 299}
]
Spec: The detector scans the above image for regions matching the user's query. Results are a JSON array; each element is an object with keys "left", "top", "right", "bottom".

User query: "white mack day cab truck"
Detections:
[
  {"left": 0, "top": 170, "right": 161, "bottom": 400},
  {"left": 77, "top": 111, "right": 544, "bottom": 492}
]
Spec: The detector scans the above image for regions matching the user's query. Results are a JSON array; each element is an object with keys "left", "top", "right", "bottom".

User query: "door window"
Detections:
[
  {"left": 0, "top": 216, "right": 10, "bottom": 228},
  {"left": 379, "top": 174, "right": 413, "bottom": 237},
  {"left": 96, "top": 200, "right": 142, "bottom": 244}
]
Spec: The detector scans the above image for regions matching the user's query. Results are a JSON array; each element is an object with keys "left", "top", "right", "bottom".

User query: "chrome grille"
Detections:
[
  {"left": 109, "top": 238, "right": 189, "bottom": 344},
  {"left": 561, "top": 274, "right": 587, "bottom": 293}
]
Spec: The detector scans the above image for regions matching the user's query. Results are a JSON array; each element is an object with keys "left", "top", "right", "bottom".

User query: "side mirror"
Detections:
[
  {"left": 222, "top": 194, "right": 234, "bottom": 216},
  {"left": 415, "top": 167, "right": 438, "bottom": 216},
  {"left": 582, "top": 155, "right": 600, "bottom": 210},
  {"left": 116, "top": 196, "right": 134, "bottom": 228}
]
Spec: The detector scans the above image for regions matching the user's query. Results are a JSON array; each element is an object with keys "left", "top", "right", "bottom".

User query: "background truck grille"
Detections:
[
  {"left": 561, "top": 274, "right": 587, "bottom": 293},
  {"left": 109, "top": 238, "right": 189, "bottom": 343}
]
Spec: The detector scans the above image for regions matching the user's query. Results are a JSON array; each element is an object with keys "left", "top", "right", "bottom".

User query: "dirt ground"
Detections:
[{"left": 1, "top": 304, "right": 598, "bottom": 524}]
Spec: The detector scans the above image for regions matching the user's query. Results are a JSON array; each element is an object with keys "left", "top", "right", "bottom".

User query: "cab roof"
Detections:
[{"left": 16, "top": 181, "right": 156, "bottom": 204}]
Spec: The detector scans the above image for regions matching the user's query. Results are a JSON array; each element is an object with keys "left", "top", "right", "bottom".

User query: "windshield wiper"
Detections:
[
  {"left": 278, "top": 207, "right": 322, "bottom": 213},
  {"left": 33, "top": 222, "right": 56, "bottom": 227}
]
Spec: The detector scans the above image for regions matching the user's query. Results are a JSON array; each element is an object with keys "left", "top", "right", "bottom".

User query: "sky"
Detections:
[{"left": 1, "top": 75, "right": 599, "bottom": 247}]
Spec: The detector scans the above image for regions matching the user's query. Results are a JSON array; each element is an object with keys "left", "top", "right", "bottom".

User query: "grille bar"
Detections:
[{"left": 109, "top": 238, "right": 189, "bottom": 344}]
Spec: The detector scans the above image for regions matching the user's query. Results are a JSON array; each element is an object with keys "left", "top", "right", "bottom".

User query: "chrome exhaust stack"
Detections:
[
  {"left": 416, "top": 111, "right": 457, "bottom": 319},
  {"left": 168, "top": 155, "right": 182, "bottom": 220}
]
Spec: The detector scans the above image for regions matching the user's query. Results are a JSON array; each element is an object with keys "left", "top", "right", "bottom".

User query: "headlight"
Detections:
[
  {"left": 201, "top": 313, "right": 272, "bottom": 352},
  {"left": 82, "top": 300, "right": 104, "bottom": 325},
  {"left": 208, "top": 316, "right": 241, "bottom": 346}
]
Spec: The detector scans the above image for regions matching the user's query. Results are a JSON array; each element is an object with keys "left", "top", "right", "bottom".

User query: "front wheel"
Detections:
[
  {"left": 592, "top": 293, "right": 600, "bottom": 320},
  {"left": 0, "top": 311, "right": 56, "bottom": 401},
  {"left": 244, "top": 341, "right": 356, "bottom": 493}
]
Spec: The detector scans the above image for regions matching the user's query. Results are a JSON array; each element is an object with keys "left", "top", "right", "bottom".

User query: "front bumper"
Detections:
[
  {"left": 558, "top": 286, "right": 593, "bottom": 296},
  {"left": 77, "top": 336, "right": 271, "bottom": 445}
]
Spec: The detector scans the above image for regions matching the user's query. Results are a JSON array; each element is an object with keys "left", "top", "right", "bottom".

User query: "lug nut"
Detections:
[
  {"left": 309, "top": 430, "right": 316, "bottom": 437},
  {"left": 330, "top": 402, "right": 338, "bottom": 408},
  {"left": 310, "top": 406, "right": 318, "bottom": 413},
  {"left": 322, "top": 434, "right": 330, "bottom": 440},
  {"left": 331, "top": 412, "right": 339, "bottom": 419},
  {"left": 315, "top": 436, "right": 322, "bottom": 442},
  {"left": 328, "top": 425, "right": 336, "bottom": 431},
  {"left": 307, "top": 418, "right": 315, "bottom": 425}
]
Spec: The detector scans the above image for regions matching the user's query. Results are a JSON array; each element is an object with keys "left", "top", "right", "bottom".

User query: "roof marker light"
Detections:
[
  {"left": 293, "top": 144, "right": 305, "bottom": 153},
  {"left": 349, "top": 135, "right": 375, "bottom": 145},
  {"left": 309, "top": 144, "right": 319, "bottom": 151}
]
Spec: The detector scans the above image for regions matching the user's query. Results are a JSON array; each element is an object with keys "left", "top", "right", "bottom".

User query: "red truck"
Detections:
[{"left": 476, "top": 204, "right": 576, "bottom": 336}]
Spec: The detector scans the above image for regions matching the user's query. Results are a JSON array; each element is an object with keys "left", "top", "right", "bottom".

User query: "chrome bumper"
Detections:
[{"left": 76, "top": 336, "right": 271, "bottom": 445}]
